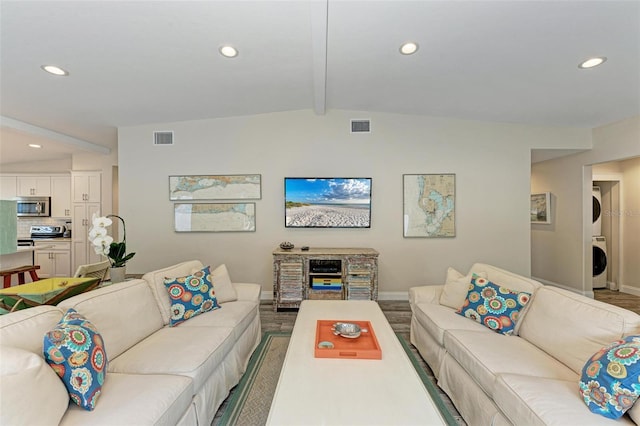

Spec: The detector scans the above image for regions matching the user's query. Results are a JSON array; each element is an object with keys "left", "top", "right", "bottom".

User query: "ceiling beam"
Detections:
[
  {"left": 310, "top": 0, "right": 328, "bottom": 115},
  {"left": 0, "top": 116, "right": 111, "bottom": 155}
]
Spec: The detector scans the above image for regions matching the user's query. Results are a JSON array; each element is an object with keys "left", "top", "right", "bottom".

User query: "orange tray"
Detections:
[{"left": 314, "top": 320, "right": 381, "bottom": 360}]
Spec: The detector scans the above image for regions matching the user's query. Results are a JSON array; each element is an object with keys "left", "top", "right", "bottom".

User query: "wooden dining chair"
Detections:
[{"left": 73, "top": 260, "right": 110, "bottom": 283}]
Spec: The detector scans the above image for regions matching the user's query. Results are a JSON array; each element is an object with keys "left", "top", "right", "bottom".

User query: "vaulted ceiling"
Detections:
[{"left": 1, "top": 1, "right": 639, "bottom": 165}]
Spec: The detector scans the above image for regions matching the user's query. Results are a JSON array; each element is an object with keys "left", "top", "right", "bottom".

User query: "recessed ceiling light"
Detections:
[
  {"left": 399, "top": 42, "right": 419, "bottom": 55},
  {"left": 579, "top": 57, "right": 607, "bottom": 69},
  {"left": 219, "top": 45, "right": 238, "bottom": 58},
  {"left": 41, "top": 65, "right": 69, "bottom": 76},
  {"left": 28, "top": 144, "right": 42, "bottom": 149}
]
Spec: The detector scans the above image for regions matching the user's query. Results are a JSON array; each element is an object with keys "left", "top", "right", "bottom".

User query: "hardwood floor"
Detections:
[{"left": 593, "top": 289, "right": 640, "bottom": 314}]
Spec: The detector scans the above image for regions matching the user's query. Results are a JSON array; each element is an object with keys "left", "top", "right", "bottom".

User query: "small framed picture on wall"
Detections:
[{"left": 530, "top": 192, "right": 551, "bottom": 224}]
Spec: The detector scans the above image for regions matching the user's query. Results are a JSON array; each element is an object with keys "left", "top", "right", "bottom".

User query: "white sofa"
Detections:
[
  {"left": 0, "top": 260, "right": 261, "bottom": 426},
  {"left": 409, "top": 263, "right": 640, "bottom": 426}
]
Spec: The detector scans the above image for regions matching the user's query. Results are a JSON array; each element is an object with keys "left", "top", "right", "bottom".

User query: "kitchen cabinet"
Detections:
[
  {"left": 50, "top": 176, "right": 71, "bottom": 217},
  {"left": 72, "top": 203, "right": 102, "bottom": 272},
  {"left": 17, "top": 176, "right": 51, "bottom": 196},
  {"left": 0, "top": 176, "right": 17, "bottom": 199},
  {"left": 72, "top": 172, "right": 101, "bottom": 203},
  {"left": 71, "top": 171, "right": 102, "bottom": 273},
  {"left": 35, "top": 241, "right": 71, "bottom": 278}
]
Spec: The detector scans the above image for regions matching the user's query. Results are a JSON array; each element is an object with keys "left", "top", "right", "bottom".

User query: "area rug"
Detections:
[{"left": 215, "top": 331, "right": 459, "bottom": 426}]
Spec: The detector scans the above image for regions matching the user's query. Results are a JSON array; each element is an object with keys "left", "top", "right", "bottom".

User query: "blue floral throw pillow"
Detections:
[
  {"left": 580, "top": 336, "right": 640, "bottom": 419},
  {"left": 455, "top": 276, "right": 531, "bottom": 335},
  {"left": 164, "top": 266, "right": 221, "bottom": 326},
  {"left": 43, "top": 308, "right": 107, "bottom": 411}
]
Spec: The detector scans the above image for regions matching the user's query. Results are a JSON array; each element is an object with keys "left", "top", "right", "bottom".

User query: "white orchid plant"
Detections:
[{"left": 88, "top": 214, "right": 135, "bottom": 268}]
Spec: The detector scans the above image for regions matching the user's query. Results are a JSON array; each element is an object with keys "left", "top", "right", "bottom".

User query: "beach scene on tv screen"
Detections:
[{"left": 285, "top": 178, "right": 371, "bottom": 228}]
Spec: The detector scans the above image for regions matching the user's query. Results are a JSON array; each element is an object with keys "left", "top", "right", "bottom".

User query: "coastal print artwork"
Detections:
[
  {"left": 284, "top": 177, "right": 372, "bottom": 228},
  {"left": 530, "top": 192, "right": 551, "bottom": 224},
  {"left": 174, "top": 203, "right": 256, "bottom": 232},
  {"left": 403, "top": 174, "right": 455, "bottom": 238},
  {"left": 169, "top": 175, "right": 261, "bottom": 200}
]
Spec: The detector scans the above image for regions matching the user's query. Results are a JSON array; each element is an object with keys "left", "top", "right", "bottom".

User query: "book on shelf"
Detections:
[
  {"left": 311, "top": 285, "right": 342, "bottom": 291},
  {"left": 311, "top": 277, "right": 342, "bottom": 286}
]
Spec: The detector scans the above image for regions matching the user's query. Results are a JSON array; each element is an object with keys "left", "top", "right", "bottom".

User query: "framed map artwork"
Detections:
[
  {"left": 169, "top": 174, "right": 261, "bottom": 200},
  {"left": 530, "top": 192, "right": 551, "bottom": 224},
  {"left": 403, "top": 174, "right": 455, "bottom": 238},
  {"left": 174, "top": 203, "right": 256, "bottom": 232}
]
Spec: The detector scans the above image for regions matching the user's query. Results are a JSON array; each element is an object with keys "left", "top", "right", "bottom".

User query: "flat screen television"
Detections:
[{"left": 285, "top": 177, "right": 372, "bottom": 228}]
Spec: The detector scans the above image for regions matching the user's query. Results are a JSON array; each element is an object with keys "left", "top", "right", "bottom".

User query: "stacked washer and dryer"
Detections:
[{"left": 592, "top": 186, "right": 608, "bottom": 289}]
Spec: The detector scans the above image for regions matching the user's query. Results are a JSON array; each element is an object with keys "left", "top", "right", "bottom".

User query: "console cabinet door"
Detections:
[{"left": 273, "top": 256, "right": 304, "bottom": 309}]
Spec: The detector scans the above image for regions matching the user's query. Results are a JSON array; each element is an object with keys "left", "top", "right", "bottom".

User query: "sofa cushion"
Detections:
[
  {"left": 0, "top": 305, "right": 63, "bottom": 354},
  {"left": 518, "top": 286, "right": 640, "bottom": 374},
  {"left": 58, "top": 279, "right": 164, "bottom": 360},
  {"left": 456, "top": 276, "right": 531, "bottom": 335},
  {"left": 413, "top": 301, "right": 492, "bottom": 346},
  {"left": 209, "top": 264, "right": 238, "bottom": 303},
  {"left": 0, "top": 345, "right": 69, "bottom": 426},
  {"left": 60, "top": 372, "right": 194, "bottom": 426},
  {"left": 494, "top": 374, "right": 634, "bottom": 426},
  {"left": 43, "top": 308, "right": 108, "bottom": 411},
  {"left": 580, "top": 336, "right": 640, "bottom": 419},
  {"left": 443, "top": 329, "right": 578, "bottom": 397},
  {"left": 469, "top": 263, "right": 543, "bottom": 294},
  {"left": 439, "top": 268, "right": 487, "bottom": 310},
  {"left": 177, "top": 300, "right": 258, "bottom": 338},
  {"left": 142, "top": 260, "right": 205, "bottom": 325},
  {"left": 108, "top": 324, "right": 236, "bottom": 391},
  {"left": 164, "top": 266, "right": 221, "bottom": 326}
]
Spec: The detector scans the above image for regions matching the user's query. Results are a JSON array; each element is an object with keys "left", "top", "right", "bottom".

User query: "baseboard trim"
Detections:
[
  {"left": 532, "top": 276, "right": 594, "bottom": 298},
  {"left": 261, "top": 291, "right": 410, "bottom": 301},
  {"left": 378, "top": 291, "right": 409, "bottom": 300},
  {"left": 620, "top": 285, "right": 640, "bottom": 297}
]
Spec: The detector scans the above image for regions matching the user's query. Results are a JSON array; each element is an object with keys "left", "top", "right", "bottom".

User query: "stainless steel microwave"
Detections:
[{"left": 16, "top": 197, "right": 51, "bottom": 217}]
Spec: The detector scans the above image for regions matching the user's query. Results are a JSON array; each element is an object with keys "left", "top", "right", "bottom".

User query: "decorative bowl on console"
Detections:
[{"left": 279, "top": 241, "right": 294, "bottom": 250}]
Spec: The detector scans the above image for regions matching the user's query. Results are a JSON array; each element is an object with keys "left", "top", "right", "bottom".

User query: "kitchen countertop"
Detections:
[{"left": 32, "top": 238, "right": 72, "bottom": 243}]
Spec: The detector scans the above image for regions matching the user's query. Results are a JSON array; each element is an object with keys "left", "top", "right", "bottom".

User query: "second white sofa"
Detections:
[{"left": 410, "top": 263, "right": 640, "bottom": 425}]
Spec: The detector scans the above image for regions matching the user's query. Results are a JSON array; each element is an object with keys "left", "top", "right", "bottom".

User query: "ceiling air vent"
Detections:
[
  {"left": 153, "top": 131, "right": 174, "bottom": 145},
  {"left": 351, "top": 119, "right": 371, "bottom": 133}
]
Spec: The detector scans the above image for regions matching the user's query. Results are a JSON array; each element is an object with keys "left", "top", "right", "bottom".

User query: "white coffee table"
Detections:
[{"left": 266, "top": 300, "right": 447, "bottom": 425}]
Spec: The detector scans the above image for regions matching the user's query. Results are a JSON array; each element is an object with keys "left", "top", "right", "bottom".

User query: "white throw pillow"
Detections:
[
  {"left": 203, "top": 264, "right": 238, "bottom": 303},
  {"left": 439, "top": 267, "right": 487, "bottom": 310},
  {"left": 0, "top": 346, "right": 69, "bottom": 425}
]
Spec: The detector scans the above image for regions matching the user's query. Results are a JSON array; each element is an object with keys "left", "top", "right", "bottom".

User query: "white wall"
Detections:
[
  {"left": 531, "top": 116, "right": 640, "bottom": 295},
  {"left": 620, "top": 157, "right": 640, "bottom": 290},
  {"left": 118, "top": 109, "right": 589, "bottom": 295}
]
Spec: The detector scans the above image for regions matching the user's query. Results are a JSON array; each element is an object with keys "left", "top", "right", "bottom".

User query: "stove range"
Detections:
[{"left": 30, "top": 225, "right": 66, "bottom": 239}]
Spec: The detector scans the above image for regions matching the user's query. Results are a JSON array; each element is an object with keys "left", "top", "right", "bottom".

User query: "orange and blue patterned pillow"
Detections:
[
  {"left": 455, "top": 276, "right": 531, "bottom": 335},
  {"left": 164, "top": 265, "right": 221, "bottom": 326},
  {"left": 580, "top": 336, "right": 640, "bottom": 419},
  {"left": 43, "top": 308, "right": 107, "bottom": 411}
]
